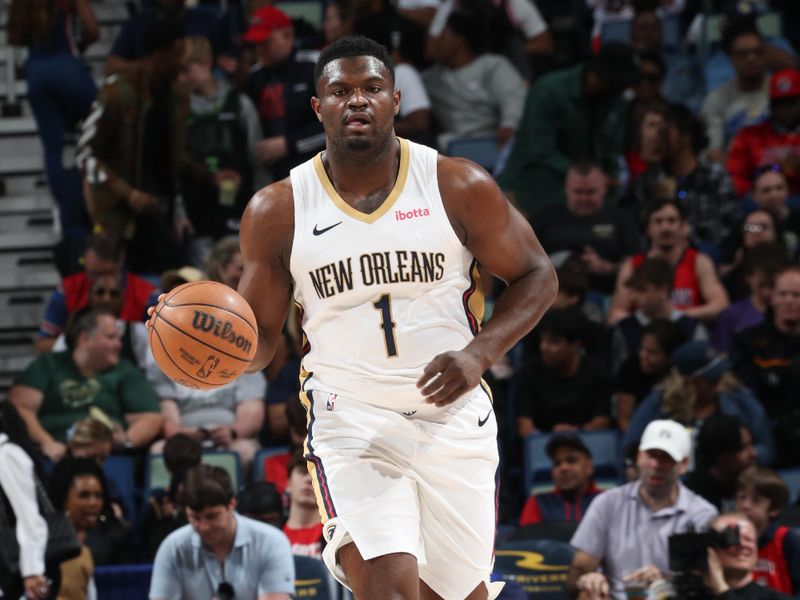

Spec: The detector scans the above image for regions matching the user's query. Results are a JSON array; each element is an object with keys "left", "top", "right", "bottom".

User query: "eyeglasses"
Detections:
[
  {"left": 92, "top": 287, "right": 121, "bottom": 299},
  {"left": 217, "top": 581, "right": 235, "bottom": 600},
  {"left": 743, "top": 222, "right": 768, "bottom": 233}
]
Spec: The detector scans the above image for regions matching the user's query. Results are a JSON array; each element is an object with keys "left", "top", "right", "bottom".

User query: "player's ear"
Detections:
[
  {"left": 393, "top": 88, "right": 401, "bottom": 117},
  {"left": 310, "top": 96, "right": 322, "bottom": 122}
]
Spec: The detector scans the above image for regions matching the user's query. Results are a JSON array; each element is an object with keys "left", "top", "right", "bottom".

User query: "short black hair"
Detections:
[
  {"left": 625, "top": 257, "right": 673, "bottom": 290},
  {"left": 537, "top": 307, "right": 586, "bottom": 343},
  {"left": 741, "top": 241, "right": 787, "bottom": 279},
  {"left": 666, "top": 102, "right": 709, "bottom": 154},
  {"left": 163, "top": 433, "right": 202, "bottom": 476},
  {"left": 722, "top": 17, "right": 762, "bottom": 56},
  {"left": 641, "top": 319, "right": 687, "bottom": 357},
  {"left": 643, "top": 197, "right": 686, "bottom": 226},
  {"left": 445, "top": 9, "right": 490, "bottom": 55},
  {"left": 314, "top": 35, "right": 395, "bottom": 90},
  {"left": 695, "top": 414, "right": 747, "bottom": 468},
  {"left": 48, "top": 456, "right": 112, "bottom": 516},
  {"left": 237, "top": 481, "right": 284, "bottom": 518}
]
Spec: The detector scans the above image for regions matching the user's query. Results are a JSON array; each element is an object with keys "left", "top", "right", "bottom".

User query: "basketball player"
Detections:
[{"left": 238, "top": 36, "right": 557, "bottom": 600}]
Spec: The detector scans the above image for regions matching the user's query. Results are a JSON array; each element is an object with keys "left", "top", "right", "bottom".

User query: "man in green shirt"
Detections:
[
  {"left": 10, "top": 307, "right": 162, "bottom": 462},
  {"left": 497, "top": 42, "right": 640, "bottom": 215}
]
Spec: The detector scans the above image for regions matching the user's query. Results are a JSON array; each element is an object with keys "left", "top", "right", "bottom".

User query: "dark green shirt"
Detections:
[
  {"left": 16, "top": 351, "right": 159, "bottom": 442},
  {"left": 497, "top": 65, "right": 628, "bottom": 214}
]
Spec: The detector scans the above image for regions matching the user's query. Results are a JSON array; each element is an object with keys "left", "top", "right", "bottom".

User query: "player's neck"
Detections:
[{"left": 323, "top": 136, "right": 400, "bottom": 206}]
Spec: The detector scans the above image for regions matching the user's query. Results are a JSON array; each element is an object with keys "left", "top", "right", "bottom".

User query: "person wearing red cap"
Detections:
[
  {"left": 243, "top": 6, "right": 326, "bottom": 180},
  {"left": 727, "top": 68, "right": 800, "bottom": 198}
]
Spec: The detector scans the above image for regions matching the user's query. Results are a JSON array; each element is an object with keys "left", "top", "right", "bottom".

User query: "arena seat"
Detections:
[
  {"left": 294, "top": 555, "right": 335, "bottom": 600},
  {"left": 493, "top": 539, "right": 573, "bottom": 599},
  {"left": 145, "top": 450, "right": 242, "bottom": 496},
  {"left": 102, "top": 455, "right": 137, "bottom": 525},
  {"left": 445, "top": 136, "right": 500, "bottom": 172},
  {"left": 94, "top": 563, "right": 153, "bottom": 600},
  {"left": 779, "top": 468, "right": 800, "bottom": 505}
]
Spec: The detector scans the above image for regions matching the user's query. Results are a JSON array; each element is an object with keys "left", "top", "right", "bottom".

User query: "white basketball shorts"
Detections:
[{"left": 299, "top": 384, "right": 499, "bottom": 600}]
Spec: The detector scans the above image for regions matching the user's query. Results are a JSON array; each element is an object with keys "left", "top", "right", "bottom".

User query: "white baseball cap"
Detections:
[{"left": 639, "top": 419, "right": 691, "bottom": 462}]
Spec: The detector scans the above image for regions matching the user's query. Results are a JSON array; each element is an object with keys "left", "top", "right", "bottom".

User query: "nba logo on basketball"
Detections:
[{"left": 196, "top": 355, "right": 220, "bottom": 379}]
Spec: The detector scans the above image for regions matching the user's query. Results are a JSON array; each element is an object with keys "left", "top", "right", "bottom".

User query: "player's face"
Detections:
[
  {"left": 772, "top": 270, "right": 800, "bottom": 324},
  {"left": 715, "top": 517, "right": 758, "bottom": 574},
  {"left": 312, "top": 56, "right": 400, "bottom": 153},
  {"left": 752, "top": 171, "right": 788, "bottom": 213},
  {"left": 187, "top": 502, "right": 236, "bottom": 548},
  {"left": 551, "top": 447, "right": 593, "bottom": 494}
]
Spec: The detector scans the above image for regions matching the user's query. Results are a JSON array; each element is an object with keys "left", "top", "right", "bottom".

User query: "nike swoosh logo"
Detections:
[
  {"left": 313, "top": 221, "right": 343, "bottom": 236},
  {"left": 478, "top": 410, "right": 492, "bottom": 427}
]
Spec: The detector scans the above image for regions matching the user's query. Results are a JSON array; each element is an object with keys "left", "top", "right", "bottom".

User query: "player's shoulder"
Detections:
[
  {"left": 244, "top": 177, "right": 295, "bottom": 222},
  {"left": 436, "top": 154, "right": 499, "bottom": 197}
]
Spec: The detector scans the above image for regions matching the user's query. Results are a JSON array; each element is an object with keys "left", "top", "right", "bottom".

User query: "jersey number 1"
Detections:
[{"left": 372, "top": 294, "right": 398, "bottom": 357}]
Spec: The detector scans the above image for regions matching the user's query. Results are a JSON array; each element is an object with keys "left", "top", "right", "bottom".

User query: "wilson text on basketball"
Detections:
[{"left": 191, "top": 311, "right": 253, "bottom": 353}]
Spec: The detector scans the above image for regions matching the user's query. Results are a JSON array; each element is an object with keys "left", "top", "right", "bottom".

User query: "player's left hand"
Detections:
[
  {"left": 145, "top": 294, "right": 167, "bottom": 328},
  {"left": 417, "top": 350, "right": 483, "bottom": 407}
]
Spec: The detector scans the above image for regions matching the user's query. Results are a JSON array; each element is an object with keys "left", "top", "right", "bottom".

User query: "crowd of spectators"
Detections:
[{"left": 4, "top": 0, "right": 800, "bottom": 597}]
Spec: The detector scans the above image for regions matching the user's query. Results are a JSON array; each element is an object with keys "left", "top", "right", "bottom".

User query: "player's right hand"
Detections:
[
  {"left": 417, "top": 349, "right": 483, "bottom": 407},
  {"left": 145, "top": 294, "right": 167, "bottom": 328},
  {"left": 577, "top": 573, "right": 610, "bottom": 598}
]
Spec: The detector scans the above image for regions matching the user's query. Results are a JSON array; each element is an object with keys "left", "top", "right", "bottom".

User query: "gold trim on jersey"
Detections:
[
  {"left": 298, "top": 388, "right": 334, "bottom": 523},
  {"left": 312, "top": 137, "right": 410, "bottom": 224}
]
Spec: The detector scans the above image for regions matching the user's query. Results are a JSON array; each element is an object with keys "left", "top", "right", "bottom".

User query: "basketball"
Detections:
[{"left": 149, "top": 281, "right": 258, "bottom": 390}]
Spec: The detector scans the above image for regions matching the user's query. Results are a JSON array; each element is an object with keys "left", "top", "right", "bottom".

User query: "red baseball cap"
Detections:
[
  {"left": 242, "top": 6, "right": 292, "bottom": 44},
  {"left": 770, "top": 68, "right": 800, "bottom": 100}
]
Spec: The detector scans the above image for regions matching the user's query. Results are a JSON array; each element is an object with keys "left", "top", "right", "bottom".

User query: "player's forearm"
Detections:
[{"left": 464, "top": 257, "right": 557, "bottom": 370}]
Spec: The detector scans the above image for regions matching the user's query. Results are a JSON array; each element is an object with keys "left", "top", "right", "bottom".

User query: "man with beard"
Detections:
[
  {"left": 235, "top": 35, "right": 557, "bottom": 600},
  {"left": 566, "top": 420, "right": 717, "bottom": 599},
  {"left": 608, "top": 199, "right": 729, "bottom": 324}
]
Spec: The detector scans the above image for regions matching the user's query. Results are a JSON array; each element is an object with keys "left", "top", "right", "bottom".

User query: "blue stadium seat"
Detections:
[
  {"left": 779, "top": 468, "right": 800, "bottom": 505},
  {"left": 493, "top": 539, "right": 573, "bottom": 599},
  {"left": 94, "top": 563, "right": 153, "bottom": 600},
  {"left": 294, "top": 555, "right": 335, "bottom": 600},
  {"left": 523, "top": 430, "right": 622, "bottom": 494},
  {"left": 252, "top": 445, "right": 290, "bottom": 482},
  {"left": 102, "top": 455, "right": 137, "bottom": 524},
  {"left": 445, "top": 136, "right": 501, "bottom": 172},
  {"left": 145, "top": 450, "right": 243, "bottom": 497}
]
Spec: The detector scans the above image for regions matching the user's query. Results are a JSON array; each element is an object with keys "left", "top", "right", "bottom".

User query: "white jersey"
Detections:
[{"left": 289, "top": 138, "right": 483, "bottom": 407}]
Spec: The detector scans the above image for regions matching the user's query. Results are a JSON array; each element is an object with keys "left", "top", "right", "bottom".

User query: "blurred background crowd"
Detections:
[{"left": 1, "top": 0, "right": 800, "bottom": 597}]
